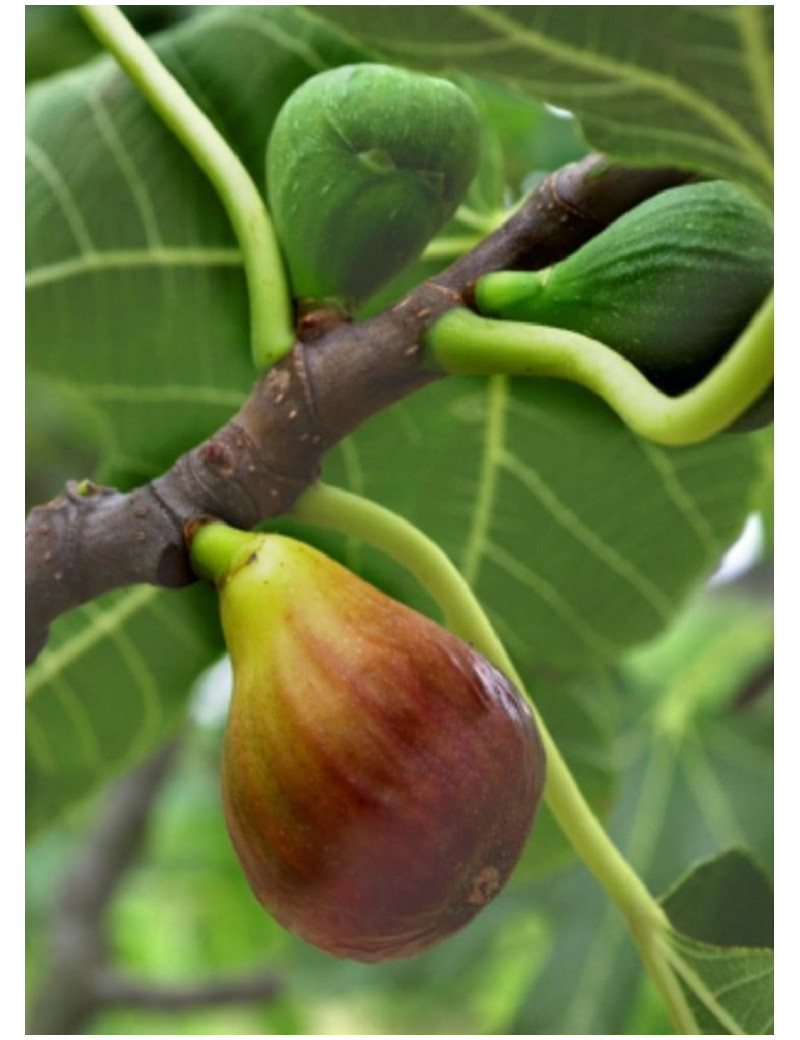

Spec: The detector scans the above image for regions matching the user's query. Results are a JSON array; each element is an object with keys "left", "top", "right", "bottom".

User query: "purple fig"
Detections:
[{"left": 190, "top": 524, "right": 545, "bottom": 962}]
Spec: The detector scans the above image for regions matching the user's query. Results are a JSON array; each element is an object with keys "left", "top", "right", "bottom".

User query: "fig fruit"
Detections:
[
  {"left": 190, "top": 523, "right": 545, "bottom": 962},
  {"left": 266, "top": 63, "right": 482, "bottom": 313},
  {"left": 475, "top": 180, "right": 774, "bottom": 414}
]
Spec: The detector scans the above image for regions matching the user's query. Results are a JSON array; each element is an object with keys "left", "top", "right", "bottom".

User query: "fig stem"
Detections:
[
  {"left": 425, "top": 291, "right": 774, "bottom": 446},
  {"left": 187, "top": 521, "right": 258, "bottom": 585},
  {"left": 76, "top": 4, "right": 295, "bottom": 371},
  {"left": 291, "top": 481, "right": 695, "bottom": 1032}
]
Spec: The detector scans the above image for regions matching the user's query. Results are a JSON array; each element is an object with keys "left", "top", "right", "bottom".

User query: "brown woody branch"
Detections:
[
  {"left": 27, "top": 739, "right": 284, "bottom": 1034},
  {"left": 93, "top": 970, "right": 282, "bottom": 1011},
  {"left": 25, "top": 155, "right": 689, "bottom": 664}
]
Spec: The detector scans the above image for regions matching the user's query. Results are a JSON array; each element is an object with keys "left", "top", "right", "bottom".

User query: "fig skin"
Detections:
[
  {"left": 266, "top": 63, "right": 482, "bottom": 313},
  {"left": 214, "top": 532, "right": 545, "bottom": 963}
]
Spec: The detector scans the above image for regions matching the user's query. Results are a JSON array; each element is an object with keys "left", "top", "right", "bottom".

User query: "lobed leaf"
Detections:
[
  {"left": 308, "top": 5, "right": 774, "bottom": 206},
  {"left": 506, "top": 591, "right": 772, "bottom": 1033},
  {"left": 661, "top": 849, "right": 774, "bottom": 1034}
]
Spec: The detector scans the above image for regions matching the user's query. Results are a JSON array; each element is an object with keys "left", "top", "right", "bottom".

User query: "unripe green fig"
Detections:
[
  {"left": 475, "top": 181, "right": 774, "bottom": 407},
  {"left": 190, "top": 524, "right": 544, "bottom": 962},
  {"left": 267, "top": 63, "right": 482, "bottom": 312}
]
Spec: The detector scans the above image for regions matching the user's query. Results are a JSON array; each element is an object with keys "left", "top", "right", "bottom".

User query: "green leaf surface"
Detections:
[
  {"left": 660, "top": 849, "right": 773, "bottom": 1034},
  {"left": 319, "top": 376, "right": 763, "bottom": 674},
  {"left": 669, "top": 934, "right": 773, "bottom": 1035},
  {"left": 662, "top": 847, "right": 773, "bottom": 949},
  {"left": 26, "top": 6, "right": 367, "bottom": 485},
  {"left": 26, "top": 6, "right": 197, "bottom": 84},
  {"left": 504, "top": 590, "right": 773, "bottom": 1034},
  {"left": 25, "top": 583, "right": 223, "bottom": 836},
  {"left": 308, "top": 5, "right": 774, "bottom": 205}
]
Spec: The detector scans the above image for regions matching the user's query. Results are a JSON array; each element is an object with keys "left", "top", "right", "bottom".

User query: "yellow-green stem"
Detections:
[
  {"left": 77, "top": 4, "right": 295, "bottom": 370},
  {"left": 426, "top": 293, "right": 773, "bottom": 446}
]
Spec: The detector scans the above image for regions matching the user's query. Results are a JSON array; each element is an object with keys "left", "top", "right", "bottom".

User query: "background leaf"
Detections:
[
  {"left": 500, "top": 587, "right": 773, "bottom": 1034},
  {"left": 25, "top": 583, "right": 223, "bottom": 836},
  {"left": 307, "top": 5, "right": 774, "bottom": 205},
  {"left": 660, "top": 849, "right": 773, "bottom": 1034},
  {"left": 662, "top": 848, "right": 773, "bottom": 948}
]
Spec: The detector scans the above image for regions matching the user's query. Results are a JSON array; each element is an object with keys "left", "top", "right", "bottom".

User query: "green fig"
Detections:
[
  {"left": 475, "top": 180, "right": 774, "bottom": 417},
  {"left": 190, "top": 524, "right": 545, "bottom": 963},
  {"left": 266, "top": 63, "right": 482, "bottom": 313}
]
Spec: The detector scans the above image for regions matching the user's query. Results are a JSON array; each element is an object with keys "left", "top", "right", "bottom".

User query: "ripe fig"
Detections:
[{"left": 190, "top": 523, "right": 545, "bottom": 963}]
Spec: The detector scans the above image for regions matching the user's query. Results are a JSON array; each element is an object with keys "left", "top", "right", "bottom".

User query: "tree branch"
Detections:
[
  {"left": 26, "top": 155, "right": 689, "bottom": 663},
  {"left": 27, "top": 741, "right": 182, "bottom": 1035},
  {"left": 28, "top": 738, "right": 286, "bottom": 1033},
  {"left": 93, "top": 970, "right": 282, "bottom": 1011}
]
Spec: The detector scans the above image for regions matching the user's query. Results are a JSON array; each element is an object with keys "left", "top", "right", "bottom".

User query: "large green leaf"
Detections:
[
  {"left": 308, "top": 5, "right": 774, "bottom": 205},
  {"left": 662, "top": 850, "right": 774, "bottom": 1034},
  {"left": 503, "top": 591, "right": 773, "bottom": 1034},
  {"left": 662, "top": 848, "right": 773, "bottom": 948},
  {"left": 319, "top": 377, "right": 763, "bottom": 673},
  {"left": 25, "top": 583, "right": 224, "bottom": 836},
  {"left": 26, "top": 6, "right": 367, "bottom": 485}
]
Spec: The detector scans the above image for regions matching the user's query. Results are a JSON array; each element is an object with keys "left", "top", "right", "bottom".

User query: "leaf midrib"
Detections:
[{"left": 25, "top": 246, "right": 243, "bottom": 290}]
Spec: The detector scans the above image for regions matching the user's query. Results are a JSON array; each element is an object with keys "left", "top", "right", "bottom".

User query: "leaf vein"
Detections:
[
  {"left": 460, "top": 5, "right": 773, "bottom": 184},
  {"left": 25, "top": 137, "right": 97, "bottom": 255},
  {"left": 461, "top": 375, "right": 507, "bottom": 586},
  {"left": 26, "top": 587, "right": 158, "bottom": 699},
  {"left": 81, "top": 601, "right": 163, "bottom": 759},
  {"left": 499, "top": 448, "right": 675, "bottom": 623},
  {"left": 636, "top": 439, "right": 721, "bottom": 560},
  {"left": 49, "top": 671, "right": 104, "bottom": 776},
  {"left": 735, "top": 6, "right": 774, "bottom": 146},
  {"left": 25, "top": 246, "right": 243, "bottom": 290},
  {"left": 484, "top": 539, "right": 621, "bottom": 662},
  {"left": 84, "top": 81, "right": 164, "bottom": 247}
]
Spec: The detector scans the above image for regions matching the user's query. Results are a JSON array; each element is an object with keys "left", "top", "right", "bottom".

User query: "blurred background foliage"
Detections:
[{"left": 26, "top": 6, "right": 772, "bottom": 1034}]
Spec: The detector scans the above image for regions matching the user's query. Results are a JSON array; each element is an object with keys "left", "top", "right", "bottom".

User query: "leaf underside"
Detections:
[{"left": 308, "top": 5, "right": 774, "bottom": 207}]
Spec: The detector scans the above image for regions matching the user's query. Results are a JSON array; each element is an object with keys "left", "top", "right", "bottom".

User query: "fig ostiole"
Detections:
[
  {"left": 266, "top": 63, "right": 482, "bottom": 314},
  {"left": 475, "top": 180, "right": 774, "bottom": 426},
  {"left": 189, "top": 522, "right": 545, "bottom": 962}
]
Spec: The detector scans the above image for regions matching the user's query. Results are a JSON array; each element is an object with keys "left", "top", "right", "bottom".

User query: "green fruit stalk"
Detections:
[
  {"left": 190, "top": 524, "right": 545, "bottom": 962},
  {"left": 267, "top": 63, "right": 482, "bottom": 313},
  {"left": 476, "top": 181, "right": 774, "bottom": 397}
]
